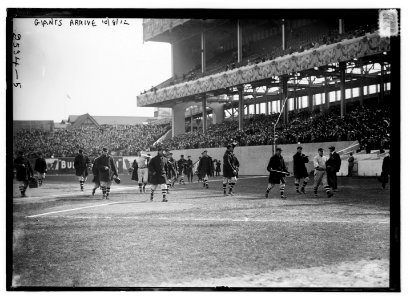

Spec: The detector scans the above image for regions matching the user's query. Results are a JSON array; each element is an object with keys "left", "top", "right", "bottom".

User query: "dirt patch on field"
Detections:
[{"left": 162, "top": 259, "right": 389, "bottom": 288}]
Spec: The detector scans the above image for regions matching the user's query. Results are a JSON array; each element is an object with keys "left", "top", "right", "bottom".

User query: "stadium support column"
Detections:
[
  {"left": 281, "top": 75, "right": 288, "bottom": 125},
  {"left": 360, "top": 65, "right": 364, "bottom": 105},
  {"left": 231, "top": 96, "right": 235, "bottom": 121},
  {"left": 172, "top": 104, "right": 185, "bottom": 137},
  {"left": 238, "top": 85, "right": 244, "bottom": 130},
  {"left": 281, "top": 19, "right": 286, "bottom": 50},
  {"left": 340, "top": 62, "right": 346, "bottom": 117},
  {"left": 171, "top": 43, "right": 175, "bottom": 77},
  {"left": 265, "top": 98, "right": 269, "bottom": 115},
  {"left": 379, "top": 63, "right": 384, "bottom": 103},
  {"left": 308, "top": 76, "right": 314, "bottom": 111},
  {"left": 190, "top": 107, "right": 194, "bottom": 133},
  {"left": 325, "top": 76, "right": 330, "bottom": 109},
  {"left": 293, "top": 77, "right": 298, "bottom": 112},
  {"left": 339, "top": 19, "right": 345, "bottom": 34},
  {"left": 202, "top": 94, "right": 207, "bottom": 134},
  {"left": 237, "top": 19, "right": 243, "bottom": 63},
  {"left": 201, "top": 31, "right": 206, "bottom": 73}
]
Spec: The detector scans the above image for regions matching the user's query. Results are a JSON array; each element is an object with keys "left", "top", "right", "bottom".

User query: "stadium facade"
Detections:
[{"left": 137, "top": 15, "right": 391, "bottom": 138}]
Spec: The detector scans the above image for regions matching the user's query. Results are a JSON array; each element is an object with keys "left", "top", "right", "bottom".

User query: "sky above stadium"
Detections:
[{"left": 12, "top": 18, "right": 171, "bottom": 122}]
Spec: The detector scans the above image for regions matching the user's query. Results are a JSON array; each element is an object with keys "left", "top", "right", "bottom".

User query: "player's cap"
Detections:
[
  {"left": 147, "top": 153, "right": 151, "bottom": 156},
  {"left": 102, "top": 147, "right": 108, "bottom": 152},
  {"left": 168, "top": 152, "right": 173, "bottom": 155},
  {"left": 188, "top": 155, "right": 191, "bottom": 157},
  {"left": 136, "top": 148, "right": 141, "bottom": 152},
  {"left": 202, "top": 150, "right": 208, "bottom": 154},
  {"left": 276, "top": 147, "right": 282, "bottom": 152},
  {"left": 297, "top": 146, "right": 303, "bottom": 150},
  {"left": 318, "top": 148, "right": 324, "bottom": 151},
  {"left": 329, "top": 146, "right": 335, "bottom": 150},
  {"left": 181, "top": 154, "right": 184, "bottom": 157},
  {"left": 38, "top": 151, "right": 43, "bottom": 155}
]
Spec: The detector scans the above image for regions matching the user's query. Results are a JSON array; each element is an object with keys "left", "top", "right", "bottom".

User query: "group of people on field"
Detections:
[
  {"left": 14, "top": 143, "right": 391, "bottom": 199},
  {"left": 265, "top": 145, "right": 341, "bottom": 199}
]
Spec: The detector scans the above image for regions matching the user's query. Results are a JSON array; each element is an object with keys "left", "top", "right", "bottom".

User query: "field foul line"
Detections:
[
  {"left": 21, "top": 186, "right": 138, "bottom": 200},
  {"left": 26, "top": 202, "right": 120, "bottom": 218},
  {"left": 34, "top": 215, "right": 389, "bottom": 224}
]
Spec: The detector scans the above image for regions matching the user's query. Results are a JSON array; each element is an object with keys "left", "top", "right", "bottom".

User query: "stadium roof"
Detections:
[
  {"left": 68, "top": 113, "right": 99, "bottom": 128},
  {"left": 68, "top": 115, "right": 151, "bottom": 125}
]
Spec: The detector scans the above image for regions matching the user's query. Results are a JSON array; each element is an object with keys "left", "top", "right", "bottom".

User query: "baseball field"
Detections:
[{"left": 10, "top": 174, "right": 391, "bottom": 289}]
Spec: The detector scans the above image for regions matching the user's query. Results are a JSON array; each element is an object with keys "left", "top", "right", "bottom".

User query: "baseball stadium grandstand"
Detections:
[{"left": 137, "top": 16, "right": 391, "bottom": 154}]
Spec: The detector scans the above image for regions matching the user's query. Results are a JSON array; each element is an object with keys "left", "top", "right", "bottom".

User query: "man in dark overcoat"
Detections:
[
  {"left": 34, "top": 152, "right": 47, "bottom": 187},
  {"left": 74, "top": 149, "right": 90, "bottom": 191},
  {"left": 293, "top": 146, "right": 309, "bottom": 194},
  {"left": 148, "top": 147, "right": 168, "bottom": 202},
  {"left": 326, "top": 146, "right": 341, "bottom": 192},
  {"left": 166, "top": 151, "right": 178, "bottom": 190},
  {"left": 266, "top": 148, "right": 289, "bottom": 199},
  {"left": 381, "top": 151, "right": 390, "bottom": 189},
  {"left": 93, "top": 147, "right": 118, "bottom": 199},
  {"left": 177, "top": 154, "right": 187, "bottom": 185},
  {"left": 186, "top": 155, "right": 194, "bottom": 183},
  {"left": 222, "top": 143, "right": 240, "bottom": 196},
  {"left": 91, "top": 156, "right": 101, "bottom": 196},
  {"left": 14, "top": 150, "right": 34, "bottom": 197},
  {"left": 197, "top": 150, "right": 213, "bottom": 189}
]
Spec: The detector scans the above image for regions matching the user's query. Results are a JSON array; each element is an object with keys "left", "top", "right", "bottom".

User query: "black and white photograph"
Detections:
[{"left": 6, "top": 3, "right": 402, "bottom": 292}]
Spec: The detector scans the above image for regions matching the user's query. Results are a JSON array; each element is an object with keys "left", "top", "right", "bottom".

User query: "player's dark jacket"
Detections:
[
  {"left": 326, "top": 152, "right": 341, "bottom": 172},
  {"left": 197, "top": 156, "right": 213, "bottom": 177},
  {"left": 91, "top": 157, "right": 100, "bottom": 184},
  {"left": 131, "top": 160, "right": 139, "bottom": 181},
  {"left": 382, "top": 155, "right": 391, "bottom": 175},
  {"left": 215, "top": 161, "right": 221, "bottom": 173},
  {"left": 186, "top": 159, "right": 193, "bottom": 174},
  {"left": 34, "top": 157, "right": 47, "bottom": 173},
  {"left": 267, "top": 154, "right": 288, "bottom": 184},
  {"left": 74, "top": 154, "right": 90, "bottom": 177},
  {"left": 148, "top": 154, "right": 168, "bottom": 185},
  {"left": 177, "top": 158, "right": 187, "bottom": 174},
  {"left": 223, "top": 151, "right": 239, "bottom": 178},
  {"left": 166, "top": 158, "right": 178, "bottom": 178},
  {"left": 14, "top": 156, "right": 34, "bottom": 181},
  {"left": 93, "top": 154, "right": 118, "bottom": 182},
  {"left": 293, "top": 152, "right": 309, "bottom": 179}
]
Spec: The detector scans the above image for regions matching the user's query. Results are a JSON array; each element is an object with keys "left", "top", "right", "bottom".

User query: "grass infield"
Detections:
[{"left": 11, "top": 175, "right": 390, "bottom": 288}]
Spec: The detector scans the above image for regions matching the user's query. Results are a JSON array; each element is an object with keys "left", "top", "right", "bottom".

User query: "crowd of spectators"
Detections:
[
  {"left": 14, "top": 103, "right": 389, "bottom": 158},
  {"left": 14, "top": 123, "right": 170, "bottom": 158},
  {"left": 153, "top": 103, "right": 390, "bottom": 152}
]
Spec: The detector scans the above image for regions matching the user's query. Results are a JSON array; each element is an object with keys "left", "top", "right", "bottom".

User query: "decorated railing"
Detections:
[{"left": 137, "top": 33, "right": 390, "bottom": 107}]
